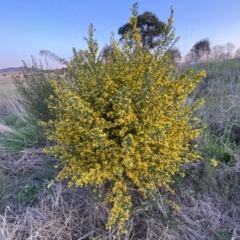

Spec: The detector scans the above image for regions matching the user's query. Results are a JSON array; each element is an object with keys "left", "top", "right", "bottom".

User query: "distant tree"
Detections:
[
  {"left": 234, "top": 47, "right": 240, "bottom": 58},
  {"left": 118, "top": 11, "right": 166, "bottom": 49},
  {"left": 225, "top": 42, "right": 235, "bottom": 59},
  {"left": 184, "top": 51, "right": 196, "bottom": 64},
  {"left": 190, "top": 38, "right": 211, "bottom": 62},
  {"left": 210, "top": 42, "right": 235, "bottom": 61},
  {"left": 168, "top": 47, "right": 181, "bottom": 64},
  {"left": 211, "top": 44, "right": 225, "bottom": 61}
]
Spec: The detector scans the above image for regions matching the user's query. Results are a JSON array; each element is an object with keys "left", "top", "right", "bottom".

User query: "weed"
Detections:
[{"left": 13, "top": 183, "right": 40, "bottom": 206}]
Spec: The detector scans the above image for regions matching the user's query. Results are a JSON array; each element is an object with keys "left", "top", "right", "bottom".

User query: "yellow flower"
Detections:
[
  {"left": 211, "top": 158, "right": 218, "bottom": 167},
  {"left": 41, "top": 3, "right": 206, "bottom": 236}
]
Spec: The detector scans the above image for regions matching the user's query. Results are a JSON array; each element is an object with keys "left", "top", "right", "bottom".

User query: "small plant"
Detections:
[
  {"left": 0, "top": 112, "right": 45, "bottom": 153},
  {"left": 211, "top": 229, "right": 232, "bottom": 240},
  {"left": 0, "top": 174, "right": 7, "bottom": 210},
  {"left": 42, "top": 4, "right": 205, "bottom": 235},
  {"left": 13, "top": 184, "right": 39, "bottom": 205}
]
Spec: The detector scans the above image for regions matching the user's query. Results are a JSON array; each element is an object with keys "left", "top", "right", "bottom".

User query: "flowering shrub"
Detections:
[{"left": 42, "top": 4, "right": 205, "bottom": 235}]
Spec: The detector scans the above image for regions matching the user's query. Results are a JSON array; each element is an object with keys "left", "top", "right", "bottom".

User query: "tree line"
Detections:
[
  {"left": 101, "top": 11, "right": 240, "bottom": 65},
  {"left": 46, "top": 10, "right": 240, "bottom": 67},
  {"left": 184, "top": 39, "right": 240, "bottom": 64}
]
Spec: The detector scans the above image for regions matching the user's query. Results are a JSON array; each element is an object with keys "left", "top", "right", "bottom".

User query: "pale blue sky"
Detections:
[{"left": 1, "top": 0, "right": 240, "bottom": 68}]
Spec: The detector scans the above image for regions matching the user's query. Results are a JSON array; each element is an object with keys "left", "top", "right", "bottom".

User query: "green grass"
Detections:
[
  {"left": 0, "top": 125, "right": 45, "bottom": 153},
  {"left": 0, "top": 58, "right": 239, "bottom": 239},
  {"left": 0, "top": 173, "right": 7, "bottom": 210},
  {"left": 0, "top": 112, "right": 46, "bottom": 153}
]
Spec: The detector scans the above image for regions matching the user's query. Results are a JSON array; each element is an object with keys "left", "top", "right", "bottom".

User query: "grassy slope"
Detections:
[{"left": 0, "top": 60, "right": 239, "bottom": 239}]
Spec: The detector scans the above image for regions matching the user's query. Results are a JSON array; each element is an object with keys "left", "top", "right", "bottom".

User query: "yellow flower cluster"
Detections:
[
  {"left": 211, "top": 158, "right": 218, "bottom": 167},
  {"left": 42, "top": 4, "right": 205, "bottom": 235}
]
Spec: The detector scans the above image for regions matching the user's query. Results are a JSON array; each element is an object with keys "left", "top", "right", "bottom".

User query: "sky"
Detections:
[{"left": 1, "top": 0, "right": 240, "bottom": 69}]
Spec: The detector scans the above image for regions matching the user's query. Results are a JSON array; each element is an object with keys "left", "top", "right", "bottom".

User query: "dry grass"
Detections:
[
  {"left": 0, "top": 61, "right": 240, "bottom": 239},
  {"left": 0, "top": 148, "right": 239, "bottom": 239},
  {"left": 0, "top": 184, "right": 107, "bottom": 240},
  {"left": 0, "top": 124, "right": 13, "bottom": 133},
  {"left": 0, "top": 148, "right": 109, "bottom": 240},
  {"left": 0, "top": 73, "right": 14, "bottom": 85},
  {"left": 0, "top": 73, "right": 22, "bottom": 118}
]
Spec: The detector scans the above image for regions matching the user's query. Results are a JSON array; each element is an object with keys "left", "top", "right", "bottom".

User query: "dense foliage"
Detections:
[
  {"left": 118, "top": 9, "right": 165, "bottom": 49},
  {"left": 42, "top": 4, "right": 205, "bottom": 235},
  {"left": 190, "top": 38, "right": 211, "bottom": 62}
]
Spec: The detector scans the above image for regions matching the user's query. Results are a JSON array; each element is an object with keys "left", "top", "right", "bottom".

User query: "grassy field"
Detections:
[
  {"left": 0, "top": 72, "right": 16, "bottom": 82},
  {"left": 0, "top": 73, "right": 15, "bottom": 99},
  {"left": 0, "top": 60, "right": 240, "bottom": 239},
  {"left": 0, "top": 73, "right": 25, "bottom": 127}
]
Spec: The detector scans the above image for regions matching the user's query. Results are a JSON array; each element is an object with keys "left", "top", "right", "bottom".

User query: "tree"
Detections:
[
  {"left": 210, "top": 42, "right": 235, "bottom": 61},
  {"left": 225, "top": 42, "right": 235, "bottom": 59},
  {"left": 118, "top": 10, "right": 166, "bottom": 49},
  {"left": 168, "top": 47, "right": 181, "bottom": 64},
  {"left": 234, "top": 47, "right": 240, "bottom": 58},
  {"left": 211, "top": 44, "right": 225, "bottom": 61},
  {"left": 184, "top": 50, "right": 196, "bottom": 64},
  {"left": 190, "top": 38, "right": 211, "bottom": 62}
]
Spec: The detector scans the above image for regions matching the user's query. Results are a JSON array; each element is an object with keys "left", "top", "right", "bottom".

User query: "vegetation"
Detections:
[
  {"left": 0, "top": 3, "right": 240, "bottom": 239},
  {"left": 192, "top": 39, "right": 211, "bottom": 57},
  {"left": 186, "top": 38, "right": 211, "bottom": 63},
  {"left": 41, "top": 4, "right": 205, "bottom": 234},
  {"left": 13, "top": 58, "right": 58, "bottom": 124},
  {"left": 118, "top": 9, "right": 166, "bottom": 49},
  {"left": 185, "top": 40, "right": 237, "bottom": 63},
  {"left": 169, "top": 47, "right": 182, "bottom": 64},
  {"left": 235, "top": 47, "right": 240, "bottom": 58}
]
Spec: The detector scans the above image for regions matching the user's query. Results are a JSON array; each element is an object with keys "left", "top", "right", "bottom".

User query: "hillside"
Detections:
[{"left": 0, "top": 67, "right": 24, "bottom": 73}]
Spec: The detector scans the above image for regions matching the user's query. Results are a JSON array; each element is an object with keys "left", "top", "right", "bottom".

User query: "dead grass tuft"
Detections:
[
  {"left": 0, "top": 149, "right": 239, "bottom": 239},
  {"left": 0, "top": 60, "right": 240, "bottom": 239},
  {"left": 0, "top": 149, "right": 46, "bottom": 175},
  {"left": 0, "top": 183, "right": 111, "bottom": 240}
]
